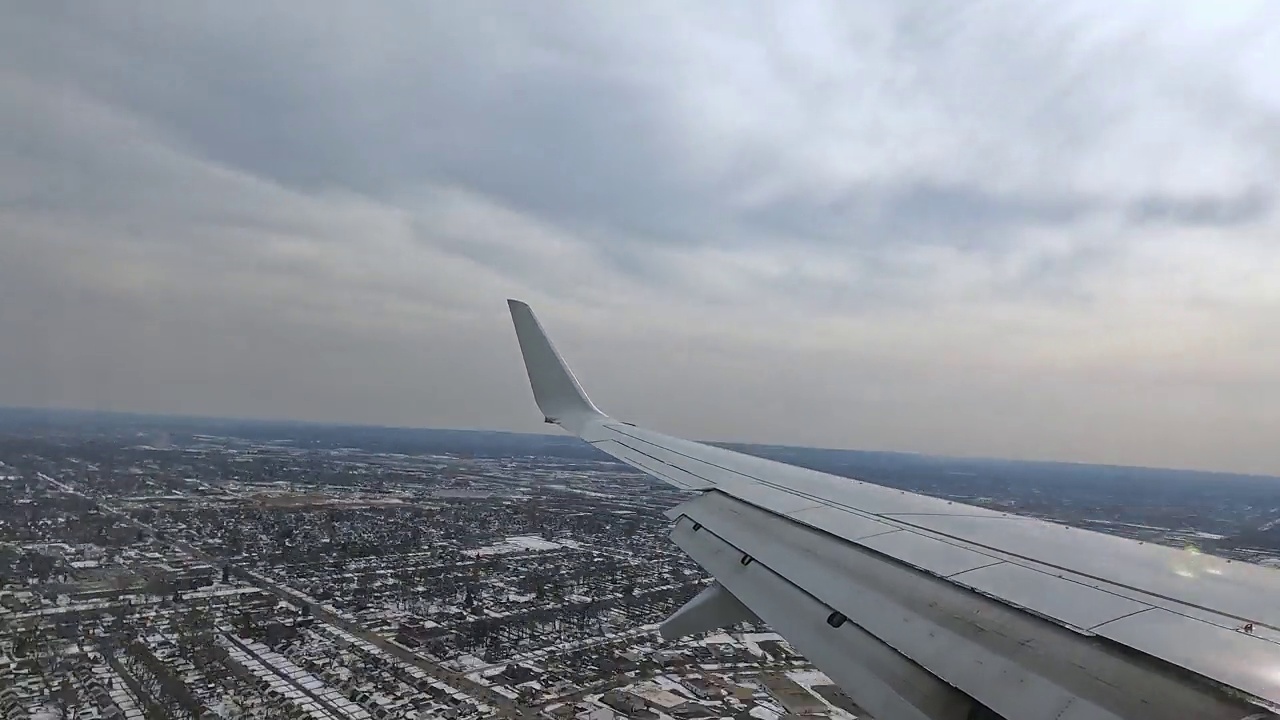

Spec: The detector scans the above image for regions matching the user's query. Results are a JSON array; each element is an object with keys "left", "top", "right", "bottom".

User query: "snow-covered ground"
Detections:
[{"left": 462, "top": 535, "right": 563, "bottom": 557}]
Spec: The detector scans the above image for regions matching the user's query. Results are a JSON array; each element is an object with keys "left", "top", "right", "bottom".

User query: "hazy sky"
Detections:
[{"left": 3, "top": 2, "right": 1279, "bottom": 473}]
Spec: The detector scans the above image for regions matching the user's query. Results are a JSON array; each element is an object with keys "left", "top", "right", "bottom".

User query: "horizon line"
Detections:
[{"left": 2, "top": 404, "right": 1277, "bottom": 481}]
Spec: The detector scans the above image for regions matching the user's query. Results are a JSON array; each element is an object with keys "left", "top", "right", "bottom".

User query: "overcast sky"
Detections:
[{"left": 3, "top": 2, "right": 1279, "bottom": 474}]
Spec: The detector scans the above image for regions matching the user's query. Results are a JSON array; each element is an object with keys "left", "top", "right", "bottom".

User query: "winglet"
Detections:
[{"left": 507, "top": 299, "right": 607, "bottom": 435}]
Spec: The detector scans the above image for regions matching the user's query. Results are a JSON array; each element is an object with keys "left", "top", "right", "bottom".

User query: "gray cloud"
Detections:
[
  {"left": 3, "top": 1, "right": 1280, "bottom": 473},
  {"left": 740, "top": 182, "right": 1095, "bottom": 251},
  {"left": 1127, "top": 191, "right": 1272, "bottom": 227}
]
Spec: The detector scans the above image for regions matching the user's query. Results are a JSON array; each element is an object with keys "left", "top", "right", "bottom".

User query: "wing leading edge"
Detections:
[{"left": 505, "top": 299, "right": 1280, "bottom": 720}]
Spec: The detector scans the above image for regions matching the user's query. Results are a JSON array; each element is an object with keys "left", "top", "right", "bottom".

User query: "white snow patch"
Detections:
[{"left": 463, "top": 535, "right": 563, "bottom": 557}]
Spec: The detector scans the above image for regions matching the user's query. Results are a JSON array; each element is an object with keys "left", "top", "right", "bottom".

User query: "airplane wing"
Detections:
[{"left": 506, "top": 299, "right": 1280, "bottom": 720}]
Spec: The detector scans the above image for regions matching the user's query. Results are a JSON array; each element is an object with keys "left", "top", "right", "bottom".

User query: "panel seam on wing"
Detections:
[
  {"left": 1087, "top": 606, "right": 1156, "bottom": 632},
  {"left": 599, "top": 438, "right": 719, "bottom": 488}
]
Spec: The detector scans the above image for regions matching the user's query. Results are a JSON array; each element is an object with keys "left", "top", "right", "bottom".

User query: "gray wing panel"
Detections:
[
  {"left": 594, "top": 439, "right": 716, "bottom": 491},
  {"left": 897, "top": 513, "right": 1280, "bottom": 629},
  {"left": 1094, "top": 609, "right": 1280, "bottom": 705},
  {"left": 668, "top": 492, "right": 1265, "bottom": 720},
  {"left": 948, "top": 563, "right": 1150, "bottom": 632}
]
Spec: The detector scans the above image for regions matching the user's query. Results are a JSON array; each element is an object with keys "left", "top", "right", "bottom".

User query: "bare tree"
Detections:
[{"left": 54, "top": 677, "right": 79, "bottom": 720}]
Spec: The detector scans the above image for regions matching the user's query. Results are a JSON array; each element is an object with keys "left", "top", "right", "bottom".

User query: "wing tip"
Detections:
[{"left": 506, "top": 298, "right": 606, "bottom": 434}]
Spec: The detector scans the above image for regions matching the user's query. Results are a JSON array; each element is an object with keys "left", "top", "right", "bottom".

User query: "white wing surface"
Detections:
[{"left": 507, "top": 299, "right": 1280, "bottom": 720}]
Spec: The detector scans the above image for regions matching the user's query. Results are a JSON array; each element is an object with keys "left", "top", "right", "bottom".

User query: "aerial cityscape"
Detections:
[
  {"left": 4, "top": 0, "right": 1280, "bottom": 717},
  {"left": 3, "top": 407, "right": 1279, "bottom": 719}
]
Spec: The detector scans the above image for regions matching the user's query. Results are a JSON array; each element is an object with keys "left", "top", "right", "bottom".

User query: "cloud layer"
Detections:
[{"left": 3, "top": 2, "right": 1280, "bottom": 473}]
